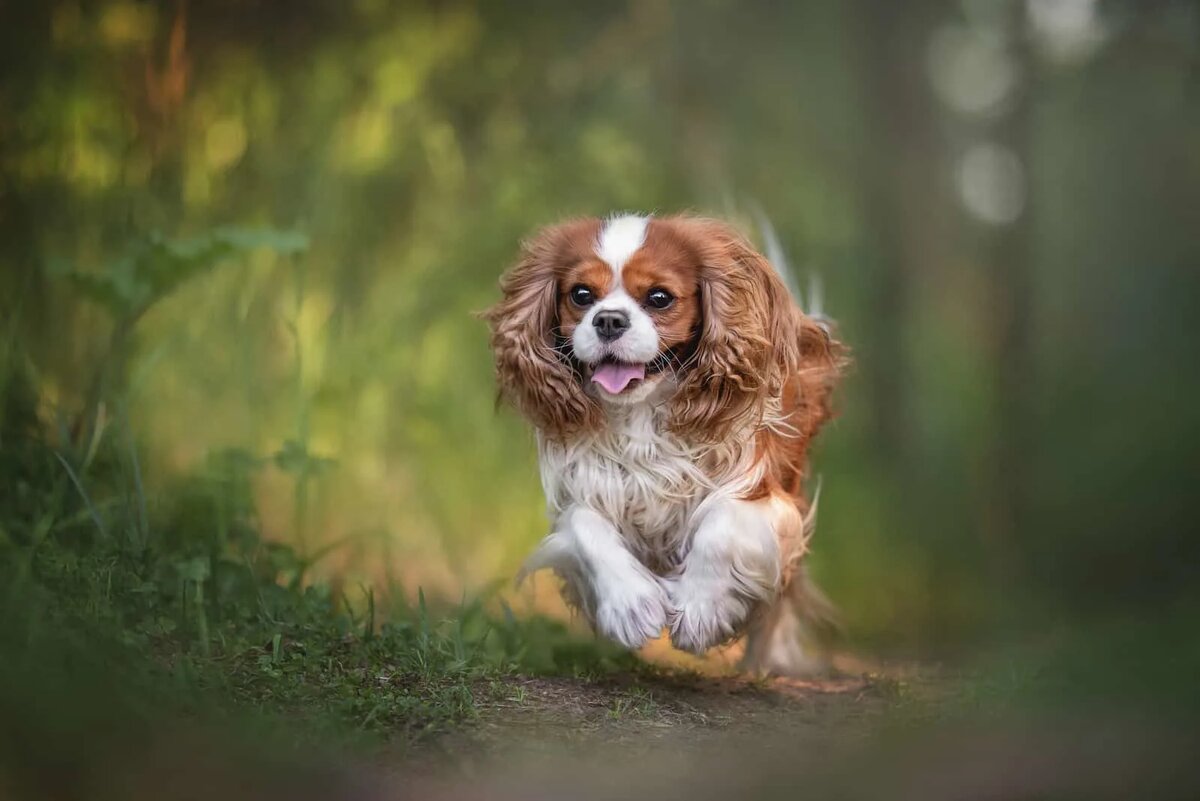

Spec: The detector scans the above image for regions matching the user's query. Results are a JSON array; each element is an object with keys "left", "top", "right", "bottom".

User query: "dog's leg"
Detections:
[
  {"left": 667, "top": 495, "right": 790, "bottom": 654},
  {"left": 522, "top": 506, "right": 667, "bottom": 649},
  {"left": 741, "top": 565, "right": 837, "bottom": 676}
]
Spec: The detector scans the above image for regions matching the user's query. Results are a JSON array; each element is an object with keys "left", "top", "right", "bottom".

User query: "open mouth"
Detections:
[
  {"left": 590, "top": 357, "right": 647, "bottom": 395},
  {"left": 588, "top": 351, "right": 678, "bottom": 395}
]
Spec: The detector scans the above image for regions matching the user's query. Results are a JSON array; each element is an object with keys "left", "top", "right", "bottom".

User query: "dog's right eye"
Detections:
[{"left": 569, "top": 285, "right": 595, "bottom": 307}]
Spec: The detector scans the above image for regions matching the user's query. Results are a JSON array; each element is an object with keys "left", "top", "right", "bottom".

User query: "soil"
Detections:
[{"left": 402, "top": 661, "right": 939, "bottom": 784}]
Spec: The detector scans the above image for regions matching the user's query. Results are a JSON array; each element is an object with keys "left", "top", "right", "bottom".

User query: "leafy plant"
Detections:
[
  {"left": 55, "top": 227, "right": 309, "bottom": 449},
  {"left": 60, "top": 228, "right": 308, "bottom": 322}
]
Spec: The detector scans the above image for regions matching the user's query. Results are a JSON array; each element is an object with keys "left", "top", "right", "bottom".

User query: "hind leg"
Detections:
[{"left": 741, "top": 566, "right": 837, "bottom": 677}]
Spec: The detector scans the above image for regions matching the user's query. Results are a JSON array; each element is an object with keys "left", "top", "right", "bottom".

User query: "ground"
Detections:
[{"left": 402, "top": 660, "right": 932, "bottom": 779}]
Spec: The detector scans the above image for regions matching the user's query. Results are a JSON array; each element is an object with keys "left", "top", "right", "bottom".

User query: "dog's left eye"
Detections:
[{"left": 645, "top": 288, "right": 674, "bottom": 309}]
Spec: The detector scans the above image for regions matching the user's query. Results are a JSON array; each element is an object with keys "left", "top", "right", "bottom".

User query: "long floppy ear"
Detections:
[
  {"left": 483, "top": 221, "right": 602, "bottom": 439},
  {"left": 668, "top": 217, "right": 834, "bottom": 439}
]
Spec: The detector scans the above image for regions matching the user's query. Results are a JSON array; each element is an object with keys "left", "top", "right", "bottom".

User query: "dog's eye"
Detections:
[
  {"left": 645, "top": 288, "right": 674, "bottom": 309},
  {"left": 569, "top": 285, "right": 595, "bottom": 307}
]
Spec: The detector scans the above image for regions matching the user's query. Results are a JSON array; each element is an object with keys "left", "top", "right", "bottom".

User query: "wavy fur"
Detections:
[{"left": 486, "top": 213, "right": 847, "bottom": 674}]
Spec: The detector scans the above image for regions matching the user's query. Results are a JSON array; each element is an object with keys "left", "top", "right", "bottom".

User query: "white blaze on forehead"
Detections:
[
  {"left": 573, "top": 213, "right": 659, "bottom": 373},
  {"left": 595, "top": 214, "right": 650, "bottom": 279}
]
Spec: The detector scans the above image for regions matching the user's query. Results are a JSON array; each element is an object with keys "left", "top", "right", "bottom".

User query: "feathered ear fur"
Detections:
[
  {"left": 483, "top": 221, "right": 603, "bottom": 439},
  {"left": 666, "top": 217, "right": 838, "bottom": 440}
]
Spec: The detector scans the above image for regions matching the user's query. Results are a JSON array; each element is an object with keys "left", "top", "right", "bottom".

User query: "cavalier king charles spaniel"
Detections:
[{"left": 485, "top": 213, "right": 844, "bottom": 675}]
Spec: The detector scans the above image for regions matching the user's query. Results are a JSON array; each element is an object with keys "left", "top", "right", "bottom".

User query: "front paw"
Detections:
[
  {"left": 667, "top": 576, "right": 754, "bottom": 655},
  {"left": 593, "top": 574, "right": 668, "bottom": 650}
]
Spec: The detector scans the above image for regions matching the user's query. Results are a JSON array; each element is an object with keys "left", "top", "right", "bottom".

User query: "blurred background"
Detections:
[
  {"left": 2, "top": 0, "right": 1198, "bottom": 696},
  {"left": 4, "top": 2, "right": 1200, "bottom": 797}
]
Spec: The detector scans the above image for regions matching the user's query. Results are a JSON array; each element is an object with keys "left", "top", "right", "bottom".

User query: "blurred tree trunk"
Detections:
[
  {"left": 982, "top": 16, "right": 1034, "bottom": 583},
  {"left": 852, "top": 0, "right": 948, "bottom": 476}
]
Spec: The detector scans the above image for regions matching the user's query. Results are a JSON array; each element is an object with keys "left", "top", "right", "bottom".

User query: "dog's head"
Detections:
[{"left": 485, "top": 213, "right": 835, "bottom": 441}]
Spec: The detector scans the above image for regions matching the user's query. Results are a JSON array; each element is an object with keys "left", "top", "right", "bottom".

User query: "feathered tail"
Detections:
[{"left": 752, "top": 205, "right": 834, "bottom": 334}]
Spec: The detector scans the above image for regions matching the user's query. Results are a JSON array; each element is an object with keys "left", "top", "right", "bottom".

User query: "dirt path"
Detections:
[{"left": 405, "top": 663, "right": 934, "bottom": 781}]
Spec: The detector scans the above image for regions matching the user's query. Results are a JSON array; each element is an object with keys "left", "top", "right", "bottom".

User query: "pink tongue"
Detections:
[{"left": 592, "top": 362, "right": 646, "bottom": 394}]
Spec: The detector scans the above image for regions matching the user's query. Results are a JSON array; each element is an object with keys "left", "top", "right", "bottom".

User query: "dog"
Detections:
[{"left": 485, "top": 213, "right": 844, "bottom": 674}]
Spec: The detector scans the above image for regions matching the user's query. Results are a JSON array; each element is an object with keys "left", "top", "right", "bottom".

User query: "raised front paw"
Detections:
[
  {"left": 667, "top": 575, "right": 755, "bottom": 655},
  {"left": 593, "top": 572, "right": 668, "bottom": 650}
]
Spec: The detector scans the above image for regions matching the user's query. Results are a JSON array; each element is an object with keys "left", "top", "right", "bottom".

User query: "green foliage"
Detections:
[
  {"left": 273, "top": 439, "right": 336, "bottom": 480},
  {"left": 57, "top": 228, "right": 308, "bottom": 322},
  {"left": 0, "top": 356, "right": 635, "bottom": 748}
]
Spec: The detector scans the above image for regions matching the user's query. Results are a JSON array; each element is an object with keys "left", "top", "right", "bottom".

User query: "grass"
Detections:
[
  {"left": 0, "top": 352, "right": 658, "bottom": 773},
  {"left": 0, "top": 230, "right": 669, "bottom": 781},
  {"left": 607, "top": 686, "right": 661, "bottom": 719}
]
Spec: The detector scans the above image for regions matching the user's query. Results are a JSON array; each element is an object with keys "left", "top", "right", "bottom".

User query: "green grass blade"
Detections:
[
  {"left": 121, "top": 405, "right": 148, "bottom": 550},
  {"left": 54, "top": 452, "right": 108, "bottom": 540}
]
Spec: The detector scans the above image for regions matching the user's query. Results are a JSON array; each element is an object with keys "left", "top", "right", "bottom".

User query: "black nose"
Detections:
[{"left": 593, "top": 310, "right": 630, "bottom": 342}]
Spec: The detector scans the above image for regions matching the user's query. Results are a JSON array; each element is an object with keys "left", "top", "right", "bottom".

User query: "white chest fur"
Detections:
[{"left": 537, "top": 405, "right": 758, "bottom": 572}]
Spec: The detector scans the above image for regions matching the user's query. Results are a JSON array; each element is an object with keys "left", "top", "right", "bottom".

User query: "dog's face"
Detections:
[
  {"left": 556, "top": 216, "right": 700, "bottom": 406},
  {"left": 486, "top": 214, "right": 830, "bottom": 441}
]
